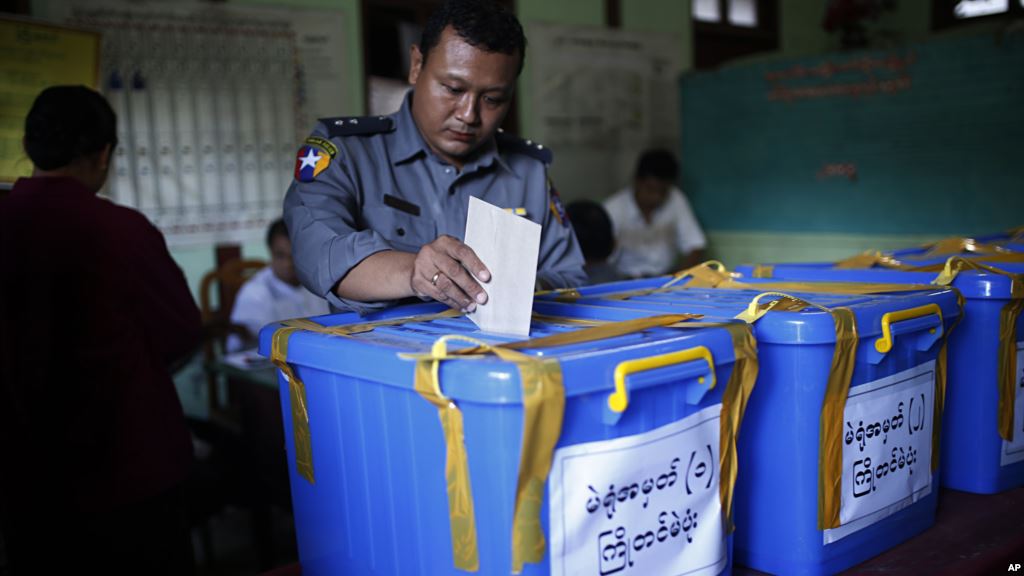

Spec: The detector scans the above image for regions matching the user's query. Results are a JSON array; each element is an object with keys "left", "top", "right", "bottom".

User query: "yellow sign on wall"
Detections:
[{"left": 1, "top": 16, "right": 100, "bottom": 183}]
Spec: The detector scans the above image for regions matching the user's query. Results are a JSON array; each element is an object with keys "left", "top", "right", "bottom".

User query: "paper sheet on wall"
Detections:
[
  {"left": 527, "top": 23, "right": 682, "bottom": 205},
  {"left": 464, "top": 196, "right": 540, "bottom": 337}
]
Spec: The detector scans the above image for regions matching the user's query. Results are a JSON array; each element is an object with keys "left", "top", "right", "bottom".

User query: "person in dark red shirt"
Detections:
[{"left": 0, "top": 86, "right": 200, "bottom": 574}]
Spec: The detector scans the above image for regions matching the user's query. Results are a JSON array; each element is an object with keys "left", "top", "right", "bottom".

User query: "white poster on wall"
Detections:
[
  {"left": 548, "top": 404, "right": 727, "bottom": 576},
  {"left": 824, "top": 361, "right": 936, "bottom": 544},
  {"left": 527, "top": 23, "right": 682, "bottom": 203},
  {"left": 34, "top": 0, "right": 349, "bottom": 247},
  {"left": 1000, "top": 343, "right": 1024, "bottom": 466}
]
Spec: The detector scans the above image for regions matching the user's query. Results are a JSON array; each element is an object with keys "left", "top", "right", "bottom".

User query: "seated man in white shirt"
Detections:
[
  {"left": 603, "top": 149, "right": 706, "bottom": 278},
  {"left": 227, "top": 219, "right": 330, "bottom": 352}
]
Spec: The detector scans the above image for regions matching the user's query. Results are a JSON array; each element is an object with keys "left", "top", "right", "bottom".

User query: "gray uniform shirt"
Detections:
[{"left": 283, "top": 91, "right": 586, "bottom": 314}]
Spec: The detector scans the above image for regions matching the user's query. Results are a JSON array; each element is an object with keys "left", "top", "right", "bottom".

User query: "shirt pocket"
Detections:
[{"left": 365, "top": 194, "right": 436, "bottom": 253}]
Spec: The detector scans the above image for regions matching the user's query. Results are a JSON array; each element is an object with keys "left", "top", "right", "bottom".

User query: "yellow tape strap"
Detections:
[
  {"left": 284, "top": 309, "right": 462, "bottom": 336},
  {"left": 407, "top": 335, "right": 565, "bottom": 574},
  {"left": 818, "top": 307, "right": 859, "bottom": 530},
  {"left": 528, "top": 313, "right": 612, "bottom": 326},
  {"left": 498, "top": 314, "right": 703, "bottom": 351},
  {"left": 663, "top": 260, "right": 734, "bottom": 288},
  {"left": 534, "top": 287, "right": 583, "bottom": 302},
  {"left": 999, "top": 299, "right": 1024, "bottom": 442},
  {"left": 509, "top": 352, "right": 565, "bottom": 573},
  {"left": 269, "top": 326, "right": 315, "bottom": 484},
  {"left": 628, "top": 265, "right": 941, "bottom": 299},
  {"left": 598, "top": 280, "right": 929, "bottom": 303},
  {"left": 412, "top": 340, "right": 482, "bottom": 572},
  {"left": 716, "top": 323, "right": 759, "bottom": 533},
  {"left": 731, "top": 280, "right": 939, "bottom": 296},
  {"left": 923, "top": 237, "right": 1012, "bottom": 257},
  {"left": 932, "top": 257, "right": 1024, "bottom": 298},
  {"left": 751, "top": 264, "right": 775, "bottom": 278},
  {"left": 833, "top": 251, "right": 901, "bottom": 269},
  {"left": 932, "top": 290, "right": 964, "bottom": 472},
  {"left": 906, "top": 252, "right": 1024, "bottom": 273},
  {"left": 734, "top": 292, "right": 828, "bottom": 324}
]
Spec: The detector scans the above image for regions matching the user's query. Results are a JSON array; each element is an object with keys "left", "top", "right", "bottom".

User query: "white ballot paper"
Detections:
[{"left": 464, "top": 196, "right": 540, "bottom": 337}]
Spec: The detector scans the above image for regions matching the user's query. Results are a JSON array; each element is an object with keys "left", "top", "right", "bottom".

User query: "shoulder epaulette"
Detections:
[
  {"left": 320, "top": 115, "right": 395, "bottom": 138},
  {"left": 496, "top": 130, "right": 553, "bottom": 164}
]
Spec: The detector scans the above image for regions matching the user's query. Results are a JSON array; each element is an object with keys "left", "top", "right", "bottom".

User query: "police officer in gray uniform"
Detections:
[{"left": 284, "top": 0, "right": 585, "bottom": 315}]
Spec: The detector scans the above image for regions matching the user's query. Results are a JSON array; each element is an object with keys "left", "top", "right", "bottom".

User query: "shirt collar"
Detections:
[
  {"left": 388, "top": 91, "right": 427, "bottom": 165},
  {"left": 387, "top": 90, "right": 514, "bottom": 177}
]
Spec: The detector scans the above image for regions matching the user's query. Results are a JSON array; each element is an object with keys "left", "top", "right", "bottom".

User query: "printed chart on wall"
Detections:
[
  {"left": 527, "top": 23, "right": 681, "bottom": 202},
  {"left": 1, "top": 15, "right": 101, "bottom": 184},
  {"left": 33, "top": 1, "right": 349, "bottom": 246}
]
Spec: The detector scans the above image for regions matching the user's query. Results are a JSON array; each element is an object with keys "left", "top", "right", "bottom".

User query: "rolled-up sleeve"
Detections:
[
  {"left": 535, "top": 174, "right": 586, "bottom": 289},
  {"left": 283, "top": 124, "right": 395, "bottom": 313}
]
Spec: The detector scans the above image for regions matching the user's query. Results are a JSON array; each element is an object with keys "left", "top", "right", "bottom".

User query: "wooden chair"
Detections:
[{"left": 198, "top": 258, "right": 267, "bottom": 417}]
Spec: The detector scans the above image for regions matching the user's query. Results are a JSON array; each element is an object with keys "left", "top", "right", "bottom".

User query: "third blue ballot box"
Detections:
[
  {"left": 732, "top": 260, "right": 1024, "bottom": 495},
  {"left": 259, "top": 300, "right": 756, "bottom": 575}
]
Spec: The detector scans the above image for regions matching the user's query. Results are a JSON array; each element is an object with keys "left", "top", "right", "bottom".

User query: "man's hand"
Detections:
[{"left": 411, "top": 235, "right": 491, "bottom": 312}]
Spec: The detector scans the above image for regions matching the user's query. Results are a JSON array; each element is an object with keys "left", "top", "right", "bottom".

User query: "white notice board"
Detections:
[
  {"left": 34, "top": 1, "right": 349, "bottom": 246},
  {"left": 527, "top": 23, "right": 681, "bottom": 202}
]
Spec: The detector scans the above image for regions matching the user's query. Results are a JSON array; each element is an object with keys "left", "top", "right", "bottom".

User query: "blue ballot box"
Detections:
[
  {"left": 535, "top": 280, "right": 961, "bottom": 576},
  {"left": 259, "top": 300, "right": 756, "bottom": 576},
  {"left": 728, "top": 262, "right": 1024, "bottom": 495}
]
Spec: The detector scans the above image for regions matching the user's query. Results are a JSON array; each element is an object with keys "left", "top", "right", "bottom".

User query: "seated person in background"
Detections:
[
  {"left": 566, "top": 199, "right": 622, "bottom": 285},
  {"left": 0, "top": 85, "right": 199, "bottom": 575},
  {"left": 603, "top": 149, "right": 706, "bottom": 278},
  {"left": 284, "top": 0, "right": 585, "bottom": 315},
  {"left": 227, "top": 218, "right": 330, "bottom": 352}
]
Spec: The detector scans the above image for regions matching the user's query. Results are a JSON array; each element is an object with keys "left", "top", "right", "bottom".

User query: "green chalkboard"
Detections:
[{"left": 680, "top": 32, "right": 1024, "bottom": 235}]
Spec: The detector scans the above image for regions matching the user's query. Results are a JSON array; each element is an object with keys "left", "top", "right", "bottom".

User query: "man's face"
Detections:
[
  {"left": 408, "top": 26, "right": 520, "bottom": 169},
  {"left": 269, "top": 234, "right": 299, "bottom": 286},
  {"left": 634, "top": 177, "right": 671, "bottom": 217}
]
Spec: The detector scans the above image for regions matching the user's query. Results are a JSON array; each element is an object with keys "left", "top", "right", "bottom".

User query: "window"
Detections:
[
  {"left": 693, "top": 0, "right": 723, "bottom": 23},
  {"left": 933, "top": 0, "right": 1024, "bottom": 29},
  {"left": 955, "top": 0, "right": 1008, "bottom": 18},
  {"left": 727, "top": 0, "right": 758, "bottom": 27},
  {"left": 693, "top": 0, "right": 759, "bottom": 26},
  {"left": 692, "top": 0, "right": 778, "bottom": 70}
]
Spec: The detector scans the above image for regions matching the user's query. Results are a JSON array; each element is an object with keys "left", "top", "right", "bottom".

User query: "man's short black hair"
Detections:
[
  {"left": 419, "top": 0, "right": 527, "bottom": 75},
  {"left": 24, "top": 85, "right": 117, "bottom": 171},
  {"left": 266, "top": 218, "right": 289, "bottom": 248},
  {"left": 566, "top": 200, "right": 614, "bottom": 263},
  {"left": 635, "top": 149, "right": 679, "bottom": 182}
]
